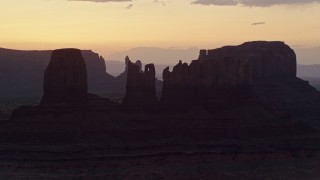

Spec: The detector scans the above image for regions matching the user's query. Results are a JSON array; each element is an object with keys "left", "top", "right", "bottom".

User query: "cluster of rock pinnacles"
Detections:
[{"left": 39, "top": 41, "right": 299, "bottom": 111}]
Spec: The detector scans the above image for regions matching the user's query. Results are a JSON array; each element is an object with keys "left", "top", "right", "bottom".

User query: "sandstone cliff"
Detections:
[
  {"left": 6, "top": 42, "right": 320, "bottom": 172},
  {"left": 0, "top": 48, "right": 114, "bottom": 99},
  {"left": 123, "top": 59, "right": 157, "bottom": 108},
  {"left": 198, "top": 41, "right": 296, "bottom": 80},
  {"left": 115, "top": 56, "right": 163, "bottom": 98},
  {"left": 161, "top": 41, "right": 319, "bottom": 112},
  {"left": 11, "top": 48, "right": 117, "bottom": 119},
  {"left": 81, "top": 50, "right": 115, "bottom": 95},
  {"left": 41, "top": 49, "right": 88, "bottom": 105}
]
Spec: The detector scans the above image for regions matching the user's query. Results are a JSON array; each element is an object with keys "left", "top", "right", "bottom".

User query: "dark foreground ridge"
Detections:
[{"left": 2, "top": 41, "right": 320, "bottom": 178}]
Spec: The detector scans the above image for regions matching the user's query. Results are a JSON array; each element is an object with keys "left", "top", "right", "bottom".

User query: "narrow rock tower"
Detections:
[{"left": 123, "top": 59, "right": 157, "bottom": 108}]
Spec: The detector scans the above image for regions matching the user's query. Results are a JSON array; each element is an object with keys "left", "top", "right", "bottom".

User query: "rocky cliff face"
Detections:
[
  {"left": 123, "top": 59, "right": 157, "bottom": 108},
  {"left": 0, "top": 48, "right": 51, "bottom": 99},
  {"left": 81, "top": 50, "right": 115, "bottom": 95},
  {"left": 10, "top": 49, "right": 117, "bottom": 119},
  {"left": 161, "top": 41, "right": 318, "bottom": 112},
  {"left": 6, "top": 42, "right": 320, "bottom": 175},
  {"left": 198, "top": 41, "right": 296, "bottom": 80},
  {"left": 0, "top": 48, "right": 114, "bottom": 99},
  {"left": 116, "top": 56, "right": 142, "bottom": 81},
  {"left": 41, "top": 49, "right": 88, "bottom": 105},
  {"left": 115, "top": 56, "right": 163, "bottom": 98}
]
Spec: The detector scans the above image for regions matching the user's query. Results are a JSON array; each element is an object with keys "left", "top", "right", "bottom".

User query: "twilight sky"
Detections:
[{"left": 1, "top": 0, "right": 320, "bottom": 63}]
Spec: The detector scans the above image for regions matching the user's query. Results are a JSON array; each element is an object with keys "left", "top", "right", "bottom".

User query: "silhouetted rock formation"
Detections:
[
  {"left": 161, "top": 41, "right": 319, "bottom": 112},
  {"left": 0, "top": 48, "right": 115, "bottom": 99},
  {"left": 123, "top": 60, "right": 157, "bottom": 108},
  {"left": 198, "top": 41, "right": 296, "bottom": 79},
  {"left": 0, "top": 48, "right": 51, "bottom": 99},
  {"left": 115, "top": 56, "right": 163, "bottom": 98},
  {"left": 116, "top": 56, "right": 142, "bottom": 80},
  {"left": 41, "top": 49, "right": 88, "bottom": 105},
  {"left": 10, "top": 49, "right": 117, "bottom": 119},
  {"left": 81, "top": 50, "right": 115, "bottom": 95},
  {"left": 5, "top": 42, "right": 320, "bottom": 177},
  {"left": 113, "top": 56, "right": 138, "bottom": 96}
]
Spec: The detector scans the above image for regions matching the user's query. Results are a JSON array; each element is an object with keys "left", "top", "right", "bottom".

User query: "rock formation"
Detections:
[
  {"left": 0, "top": 48, "right": 115, "bottom": 99},
  {"left": 123, "top": 59, "right": 157, "bottom": 108},
  {"left": 161, "top": 41, "right": 319, "bottom": 112},
  {"left": 6, "top": 41, "right": 320, "bottom": 177},
  {"left": 41, "top": 49, "right": 88, "bottom": 105},
  {"left": 10, "top": 49, "right": 118, "bottom": 119},
  {"left": 198, "top": 41, "right": 296, "bottom": 79},
  {"left": 115, "top": 56, "right": 163, "bottom": 98},
  {"left": 113, "top": 56, "right": 141, "bottom": 95},
  {"left": 116, "top": 56, "right": 142, "bottom": 79},
  {"left": 81, "top": 50, "right": 115, "bottom": 95}
]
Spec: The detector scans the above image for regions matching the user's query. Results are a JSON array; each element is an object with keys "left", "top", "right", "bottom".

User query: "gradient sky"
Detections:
[{"left": 1, "top": 0, "right": 320, "bottom": 63}]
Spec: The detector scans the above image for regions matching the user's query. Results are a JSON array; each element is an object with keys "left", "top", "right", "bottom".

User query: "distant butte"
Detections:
[
  {"left": 41, "top": 48, "right": 88, "bottom": 105},
  {"left": 160, "top": 41, "right": 318, "bottom": 113}
]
